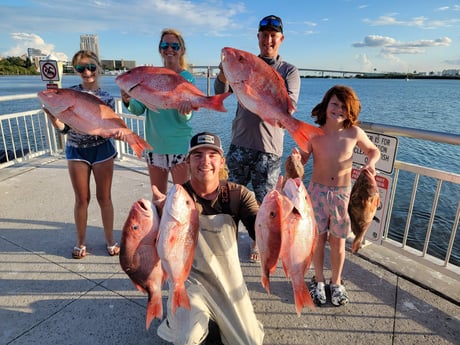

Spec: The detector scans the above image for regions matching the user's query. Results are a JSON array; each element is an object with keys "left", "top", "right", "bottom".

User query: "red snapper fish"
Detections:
[
  {"left": 280, "top": 178, "right": 317, "bottom": 315},
  {"left": 220, "top": 47, "right": 323, "bottom": 152},
  {"left": 255, "top": 189, "right": 294, "bottom": 294},
  {"left": 348, "top": 168, "right": 381, "bottom": 253},
  {"left": 37, "top": 88, "right": 152, "bottom": 158},
  {"left": 115, "top": 66, "right": 231, "bottom": 112},
  {"left": 157, "top": 184, "right": 199, "bottom": 314},
  {"left": 119, "top": 199, "right": 165, "bottom": 330}
]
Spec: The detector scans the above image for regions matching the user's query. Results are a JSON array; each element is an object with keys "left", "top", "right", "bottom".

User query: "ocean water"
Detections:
[{"left": 1, "top": 75, "right": 459, "bottom": 264}]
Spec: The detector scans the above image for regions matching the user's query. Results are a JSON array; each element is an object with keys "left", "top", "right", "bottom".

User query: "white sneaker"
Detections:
[
  {"left": 315, "top": 281, "right": 327, "bottom": 305},
  {"left": 330, "top": 284, "right": 349, "bottom": 306}
]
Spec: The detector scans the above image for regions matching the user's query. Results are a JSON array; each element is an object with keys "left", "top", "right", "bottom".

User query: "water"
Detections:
[{"left": 1, "top": 75, "right": 459, "bottom": 264}]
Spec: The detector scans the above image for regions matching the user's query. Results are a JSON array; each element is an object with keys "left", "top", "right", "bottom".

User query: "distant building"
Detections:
[
  {"left": 80, "top": 34, "right": 100, "bottom": 59},
  {"left": 27, "top": 48, "right": 48, "bottom": 71},
  {"left": 101, "top": 59, "right": 136, "bottom": 71},
  {"left": 442, "top": 69, "right": 459, "bottom": 77}
]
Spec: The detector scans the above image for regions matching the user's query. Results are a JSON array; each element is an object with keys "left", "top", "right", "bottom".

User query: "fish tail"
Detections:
[
  {"left": 171, "top": 285, "right": 191, "bottom": 314},
  {"left": 351, "top": 236, "right": 363, "bottom": 254},
  {"left": 125, "top": 133, "right": 153, "bottom": 159},
  {"left": 261, "top": 274, "right": 271, "bottom": 294},
  {"left": 206, "top": 91, "right": 232, "bottom": 112},
  {"left": 288, "top": 119, "right": 324, "bottom": 152},
  {"left": 146, "top": 294, "right": 164, "bottom": 330},
  {"left": 294, "top": 282, "right": 316, "bottom": 316}
]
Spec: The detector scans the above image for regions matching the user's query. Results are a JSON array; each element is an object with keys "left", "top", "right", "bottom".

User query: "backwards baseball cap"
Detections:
[
  {"left": 258, "top": 15, "right": 283, "bottom": 33},
  {"left": 188, "top": 132, "right": 224, "bottom": 156}
]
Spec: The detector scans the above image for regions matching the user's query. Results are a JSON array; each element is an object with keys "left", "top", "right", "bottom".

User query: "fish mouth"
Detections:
[{"left": 135, "top": 199, "right": 152, "bottom": 213}]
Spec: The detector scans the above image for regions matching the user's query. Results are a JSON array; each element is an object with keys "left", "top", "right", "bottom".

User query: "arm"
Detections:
[
  {"left": 356, "top": 127, "right": 381, "bottom": 175},
  {"left": 284, "top": 65, "right": 301, "bottom": 108},
  {"left": 214, "top": 63, "right": 232, "bottom": 95},
  {"left": 238, "top": 186, "right": 259, "bottom": 241},
  {"left": 43, "top": 107, "right": 69, "bottom": 134}
]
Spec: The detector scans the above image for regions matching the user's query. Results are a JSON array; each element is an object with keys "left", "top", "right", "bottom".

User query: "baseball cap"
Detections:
[
  {"left": 188, "top": 132, "right": 224, "bottom": 156},
  {"left": 258, "top": 15, "right": 283, "bottom": 33}
]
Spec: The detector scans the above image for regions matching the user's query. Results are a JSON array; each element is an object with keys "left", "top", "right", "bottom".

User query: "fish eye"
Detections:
[{"left": 132, "top": 225, "right": 139, "bottom": 231}]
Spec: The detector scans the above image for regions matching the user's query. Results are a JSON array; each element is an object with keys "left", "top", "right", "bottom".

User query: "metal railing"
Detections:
[{"left": 1, "top": 93, "right": 459, "bottom": 273}]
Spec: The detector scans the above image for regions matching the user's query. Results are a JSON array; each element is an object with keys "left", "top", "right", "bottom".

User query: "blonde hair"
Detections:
[
  {"left": 71, "top": 50, "right": 102, "bottom": 69},
  {"left": 159, "top": 28, "right": 188, "bottom": 71}
]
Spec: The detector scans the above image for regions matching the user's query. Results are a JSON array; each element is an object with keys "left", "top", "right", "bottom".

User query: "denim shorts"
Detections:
[
  {"left": 66, "top": 140, "right": 117, "bottom": 166},
  {"left": 226, "top": 144, "right": 281, "bottom": 203}
]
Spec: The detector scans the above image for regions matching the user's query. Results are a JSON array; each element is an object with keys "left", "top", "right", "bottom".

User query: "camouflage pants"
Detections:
[{"left": 226, "top": 144, "right": 281, "bottom": 204}]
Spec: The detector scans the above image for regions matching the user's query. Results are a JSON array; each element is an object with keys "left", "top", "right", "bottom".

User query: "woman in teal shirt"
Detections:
[{"left": 121, "top": 28, "right": 194, "bottom": 195}]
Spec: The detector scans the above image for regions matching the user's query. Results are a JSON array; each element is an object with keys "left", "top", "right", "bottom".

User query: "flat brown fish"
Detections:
[
  {"left": 119, "top": 199, "right": 165, "bottom": 330},
  {"left": 38, "top": 88, "right": 152, "bottom": 158},
  {"left": 115, "top": 66, "right": 231, "bottom": 112},
  {"left": 348, "top": 168, "right": 380, "bottom": 253}
]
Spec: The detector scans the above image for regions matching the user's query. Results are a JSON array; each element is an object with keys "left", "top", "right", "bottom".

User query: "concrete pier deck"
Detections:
[{"left": 1, "top": 157, "right": 459, "bottom": 345}]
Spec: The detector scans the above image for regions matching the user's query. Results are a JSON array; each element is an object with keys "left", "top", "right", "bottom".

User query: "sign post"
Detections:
[{"left": 39, "top": 56, "right": 63, "bottom": 89}]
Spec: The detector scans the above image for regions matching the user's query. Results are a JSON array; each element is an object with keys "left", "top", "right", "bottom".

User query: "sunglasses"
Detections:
[
  {"left": 74, "top": 64, "right": 97, "bottom": 73},
  {"left": 160, "top": 42, "right": 181, "bottom": 51},
  {"left": 259, "top": 18, "right": 282, "bottom": 29}
]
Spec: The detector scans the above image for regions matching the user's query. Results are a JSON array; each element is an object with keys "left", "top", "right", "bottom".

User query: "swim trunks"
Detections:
[{"left": 307, "top": 181, "right": 351, "bottom": 238}]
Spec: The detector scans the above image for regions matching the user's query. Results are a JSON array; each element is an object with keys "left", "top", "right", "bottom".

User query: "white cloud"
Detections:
[{"left": 4, "top": 33, "right": 68, "bottom": 61}]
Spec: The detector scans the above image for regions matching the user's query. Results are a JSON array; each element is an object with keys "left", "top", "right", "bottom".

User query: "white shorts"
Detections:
[{"left": 145, "top": 152, "right": 186, "bottom": 170}]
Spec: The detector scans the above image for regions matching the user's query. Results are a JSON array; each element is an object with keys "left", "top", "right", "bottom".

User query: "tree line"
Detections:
[{"left": 0, "top": 56, "right": 40, "bottom": 75}]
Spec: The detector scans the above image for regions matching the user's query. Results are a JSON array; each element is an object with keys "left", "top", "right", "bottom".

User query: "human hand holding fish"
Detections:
[
  {"left": 220, "top": 47, "right": 324, "bottom": 152},
  {"left": 38, "top": 88, "right": 152, "bottom": 159},
  {"left": 115, "top": 66, "right": 231, "bottom": 113}
]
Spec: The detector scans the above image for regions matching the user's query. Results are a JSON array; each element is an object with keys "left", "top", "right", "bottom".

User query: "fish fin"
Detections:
[
  {"left": 261, "top": 274, "right": 271, "bottom": 294},
  {"left": 288, "top": 119, "right": 324, "bottom": 152},
  {"left": 205, "top": 91, "right": 232, "bottom": 112},
  {"left": 171, "top": 285, "right": 190, "bottom": 314},
  {"left": 132, "top": 281, "right": 147, "bottom": 294},
  {"left": 124, "top": 133, "right": 153, "bottom": 159},
  {"left": 146, "top": 293, "right": 164, "bottom": 330},
  {"left": 294, "top": 283, "right": 315, "bottom": 316},
  {"left": 351, "top": 236, "right": 363, "bottom": 254}
]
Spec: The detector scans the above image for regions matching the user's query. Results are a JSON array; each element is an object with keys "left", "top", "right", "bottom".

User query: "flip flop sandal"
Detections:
[
  {"left": 72, "top": 246, "right": 87, "bottom": 259},
  {"left": 249, "top": 247, "right": 260, "bottom": 263},
  {"left": 107, "top": 242, "right": 120, "bottom": 256}
]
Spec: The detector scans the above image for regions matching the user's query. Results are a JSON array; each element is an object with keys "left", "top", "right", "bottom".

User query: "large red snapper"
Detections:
[
  {"left": 220, "top": 47, "right": 323, "bottom": 152},
  {"left": 157, "top": 184, "right": 199, "bottom": 314},
  {"left": 255, "top": 189, "right": 294, "bottom": 294},
  {"left": 115, "top": 66, "right": 231, "bottom": 112},
  {"left": 280, "top": 178, "right": 317, "bottom": 315},
  {"left": 37, "top": 88, "right": 152, "bottom": 158},
  {"left": 119, "top": 199, "right": 165, "bottom": 330},
  {"left": 348, "top": 168, "right": 381, "bottom": 253}
]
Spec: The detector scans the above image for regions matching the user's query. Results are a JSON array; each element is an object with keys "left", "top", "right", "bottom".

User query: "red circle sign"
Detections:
[{"left": 42, "top": 62, "right": 57, "bottom": 79}]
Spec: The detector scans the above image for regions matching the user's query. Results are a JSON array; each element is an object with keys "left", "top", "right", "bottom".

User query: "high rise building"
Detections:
[{"left": 80, "top": 34, "right": 100, "bottom": 58}]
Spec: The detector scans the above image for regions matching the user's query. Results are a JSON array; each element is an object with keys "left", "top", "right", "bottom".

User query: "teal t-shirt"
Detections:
[{"left": 127, "top": 70, "right": 195, "bottom": 154}]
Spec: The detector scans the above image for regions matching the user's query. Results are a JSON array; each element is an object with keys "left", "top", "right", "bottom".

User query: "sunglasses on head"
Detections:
[
  {"left": 259, "top": 18, "right": 282, "bottom": 28},
  {"left": 74, "top": 64, "right": 97, "bottom": 73},
  {"left": 160, "top": 42, "right": 181, "bottom": 51}
]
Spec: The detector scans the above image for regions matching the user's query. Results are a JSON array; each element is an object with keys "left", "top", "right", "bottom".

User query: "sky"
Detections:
[{"left": 1, "top": 0, "right": 460, "bottom": 74}]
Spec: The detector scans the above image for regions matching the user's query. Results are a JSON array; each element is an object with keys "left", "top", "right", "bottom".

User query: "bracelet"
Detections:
[{"left": 60, "top": 124, "right": 70, "bottom": 134}]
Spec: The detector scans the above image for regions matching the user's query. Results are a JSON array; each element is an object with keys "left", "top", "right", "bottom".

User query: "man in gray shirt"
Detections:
[{"left": 214, "top": 14, "right": 301, "bottom": 262}]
